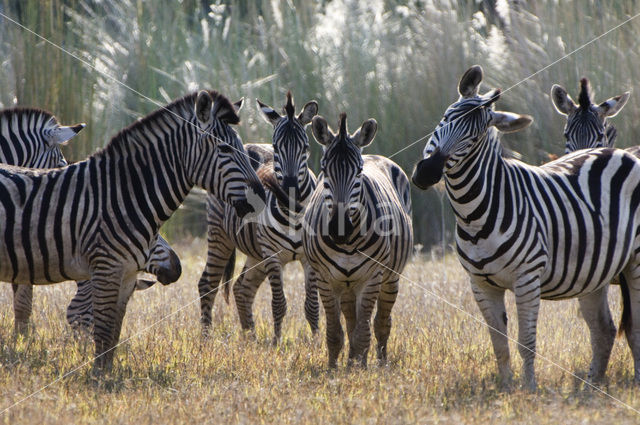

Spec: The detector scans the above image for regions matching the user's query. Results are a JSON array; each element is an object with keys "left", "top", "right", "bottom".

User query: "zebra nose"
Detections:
[
  {"left": 328, "top": 207, "right": 354, "bottom": 245},
  {"left": 412, "top": 150, "right": 447, "bottom": 190}
]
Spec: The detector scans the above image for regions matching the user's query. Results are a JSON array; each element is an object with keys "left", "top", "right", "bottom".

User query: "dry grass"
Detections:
[{"left": 1, "top": 238, "right": 640, "bottom": 424}]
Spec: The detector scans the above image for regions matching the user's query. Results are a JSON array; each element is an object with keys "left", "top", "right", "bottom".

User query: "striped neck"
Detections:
[{"left": 444, "top": 128, "right": 509, "bottom": 226}]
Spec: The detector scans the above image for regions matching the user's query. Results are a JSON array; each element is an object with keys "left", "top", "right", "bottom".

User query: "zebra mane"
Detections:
[
  {"left": 0, "top": 107, "right": 56, "bottom": 124},
  {"left": 338, "top": 113, "right": 348, "bottom": 139},
  {"left": 578, "top": 77, "right": 592, "bottom": 109},
  {"left": 284, "top": 91, "right": 295, "bottom": 120},
  {"left": 103, "top": 90, "right": 237, "bottom": 153}
]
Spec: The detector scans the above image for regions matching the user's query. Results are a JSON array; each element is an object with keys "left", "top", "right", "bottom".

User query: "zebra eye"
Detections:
[{"left": 218, "top": 143, "right": 234, "bottom": 154}]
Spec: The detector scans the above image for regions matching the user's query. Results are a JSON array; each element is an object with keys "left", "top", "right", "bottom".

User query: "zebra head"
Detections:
[
  {"left": 551, "top": 78, "right": 630, "bottom": 153},
  {"left": 192, "top": 90, "right": 266, "bottom": 219},
  {"left": 312, "top": 113, "right": 377, "bottom": 245},
  {"left": 257, "top": 91, "right": 318, "bottom": 204},
  {"left": 412, "top": 65, "right": 532, "bottom": 190},
  {"left": 0, "top": 108, "right": 85, "bottom": 168}
]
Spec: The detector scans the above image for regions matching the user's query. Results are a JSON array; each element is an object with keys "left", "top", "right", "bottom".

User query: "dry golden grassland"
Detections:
[{"left": 1, "top": 238, "right": 640, "bottom": 424}]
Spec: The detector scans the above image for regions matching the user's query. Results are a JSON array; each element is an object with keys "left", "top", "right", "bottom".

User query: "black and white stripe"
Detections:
[
  {"left": 303, "top": 113, "right": 413, "bottom": 368},
  {"left": 197, "top": 92, "right": 320, "bottom": 341},
  {"left": 412, "top": 65, "right": 640, "bottom": 389},
  {"left": 0, "top": 91, "right": 266, "bottom": 371}
]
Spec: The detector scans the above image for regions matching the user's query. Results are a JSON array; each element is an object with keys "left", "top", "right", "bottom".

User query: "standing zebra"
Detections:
[
  {"left": 198, "top": 92, "right": 320, "bottom": 341},
  {"left": 0, "top": 90, "right": 266, "bottom": 372},
  {"left": 551, "top": 77, "right": 629, "bottom": 153},
  {"left": 0, "top": 107, "right": 181, "bottom": 335},
  {"left": 411, "top": 65, "right": 640, "bottom": 389},
  {"left": 302, "top": 113, "right": 413, "bottom": 368}
]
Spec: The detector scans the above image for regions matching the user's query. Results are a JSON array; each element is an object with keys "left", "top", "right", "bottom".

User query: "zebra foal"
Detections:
[
  {"left": 412, "top": 65, "right": 640, "bottom": 389},
  {"left": 0, "top": 91, "right": 265, "bottom": 372},
  {"left": 302, "top": 113, "right": 413, "bottom": 368}
]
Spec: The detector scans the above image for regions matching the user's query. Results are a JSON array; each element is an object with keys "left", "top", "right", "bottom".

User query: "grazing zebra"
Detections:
[
  {"left": 198, "top": 92, "right": 320, "bottom": 341},
  {"left": 66, "top": 233, "right": 180, "bottom": 331},
  {"left": 411, "top": 65, "right": 640, "bottom": 389},
  {"left": 0, "top": 107, "right": 182, "bottom": 335},
  {"left": 302, "top": 113, "right": 413, "bottom": 368},
  {"left": 551, "top": 77, "right": 629, "bottom": 153},
  {"left": 0, "top": 90, "right": 266, "bottom": 372}
]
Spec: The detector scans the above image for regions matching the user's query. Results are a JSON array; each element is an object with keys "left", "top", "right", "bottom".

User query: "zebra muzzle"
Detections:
[{"left": 412, "top": 150, "right": 447, "bottom": 190}]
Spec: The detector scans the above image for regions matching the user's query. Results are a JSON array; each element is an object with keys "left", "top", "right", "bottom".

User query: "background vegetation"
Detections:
[{"left": 2, "top": 0, "right": 640, "bottom": 247}]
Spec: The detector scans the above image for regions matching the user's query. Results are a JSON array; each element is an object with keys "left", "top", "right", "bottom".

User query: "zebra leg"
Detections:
[
  {"left": 340, "top": 289, "right": 357, "bottom": 363},
  {"left": 374, "top": 278, "right": 399, "bottom": 364},
  {"left": 91, "top": 272, "right": 135, "bottom": 373},
  {"left": 621, "top": 267, "right": 640, "bottom": 383},
  {"left": 578, "top": 286, "right": 616, "bottom": 383},
  {"left": 318, "top": 280, "right": 343, "bottom": 369},
  {"left": 197, "top": 240, "right": 233, "bottom": 332},
  {"left": 350, "top": 278, "right": 382, "bottom": 368},
  {"left": 471, "top": 282, "right": 512, "bottom": 388},
  {"left": 514, "top": 280, "right": 541, "bottom": 391},
  {"left": 12, "top": 284, "right": 33, "bottom": 335},
  {"left": 302, "top": 261, "right": 320, "bottom": 334},
  {"left": 233, "top": 258, "right": 267, "bottom": 334},
  {"left": 265, "top": 257, "right": 287, "bottom": 344},
  {"left": 67, "top": 280, "right": 95, "bottom": 333}
]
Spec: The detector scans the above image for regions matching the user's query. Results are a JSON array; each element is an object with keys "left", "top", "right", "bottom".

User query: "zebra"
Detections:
[
  {"left": 551, "top": 77, "right": 629, "bottom": 153},
  {"left": 0, "top": 107, "right": 182, "bottom": 335},
  {"left": 0, "top": 90, "right": 266, "bottom": 372},
  {"left": 411, "top": 65, "right": 640, "bottom": 389},
  {"left": 66, "top": 233, "right": 180, "bottom": 332},
  {"left": 302, "top": 113, "right": 413, "bottom": 368},
  {"left": 197, "top": 92, "right": 320, "bottom": 341}
]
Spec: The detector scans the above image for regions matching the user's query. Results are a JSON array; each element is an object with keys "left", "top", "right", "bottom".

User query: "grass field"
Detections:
[{"left": 1, "top": 238, "right": 640, "bottom": 424}]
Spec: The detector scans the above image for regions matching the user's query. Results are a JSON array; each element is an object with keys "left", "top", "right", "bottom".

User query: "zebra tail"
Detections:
[
  {"left": 619, "top": 273, "right": 631, "bottom": 337},
  {"left": 222, "top": 250, "right": 236, "bottom": 304}
]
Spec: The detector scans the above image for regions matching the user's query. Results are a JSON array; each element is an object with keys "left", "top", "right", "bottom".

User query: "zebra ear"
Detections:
[
  {"left": 48, "top": 123, "right": 85, "bottom": 146},
  {"left": 256, "top": 99, "right": 282, "bottom": 126},
  {"left": 596, "top": 91, "right": 630, "bottom": 118},
  {"left": 551, "top": 84, "right": 576, "bottom": 116},
  {"left": 311, "top": 115, "right": 334, "bottom": 146},
  {"left": 352, "top": 119, "right": 377, "bottom": 148},
  {"left": 458, "top": 65, "right": 483, "bottom": 98},
  {"left": 297, "top": 101, "right": 318, "bottom": 126},
  {"left": 212, "top": 95, "right": 241, "bottom": 125},
  {"left": 195, "top": 90, "right": 214, "bottom": 125},
  {"left": 490, "top": 111, "right": 533, "bottom": 133},
  {"left": 233, "top": 98, "right": 245, "bottom": 113}
]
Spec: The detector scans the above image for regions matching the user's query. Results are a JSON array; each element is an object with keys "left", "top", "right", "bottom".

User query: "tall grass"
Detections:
[{"left": 1, "top": 0, "right": 639, "bottom": 246}]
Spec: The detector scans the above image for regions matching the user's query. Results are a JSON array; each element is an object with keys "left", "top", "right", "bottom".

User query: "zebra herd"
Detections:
[{"left": 1, "top": 66, "right": 639, "bottom": 390}]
